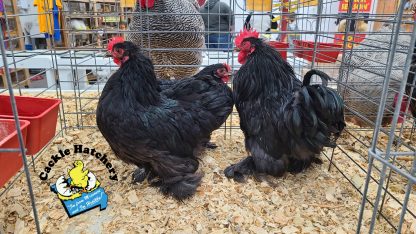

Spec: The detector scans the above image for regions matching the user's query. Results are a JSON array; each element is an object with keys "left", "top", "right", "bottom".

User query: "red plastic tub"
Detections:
[
  {"left": 293, "top": 40, "right": 342, "bottom": 63},
  {"left": 0, "top": 95, "right": 61, "bottom": 155},
  {"left": 268, "top": 41, "right": 289, "bottom": 60},
  {"left": 0, "top": 119, "right": 30, "bottom": 188}
]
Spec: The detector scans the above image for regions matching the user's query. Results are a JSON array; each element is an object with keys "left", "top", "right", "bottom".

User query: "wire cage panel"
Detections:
[{"left": 0, "top": 0, "right": 415, "bottom": 233}]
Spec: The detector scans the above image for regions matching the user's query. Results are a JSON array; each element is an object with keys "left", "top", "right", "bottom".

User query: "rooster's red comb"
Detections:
[
  {"left": 234, "top": 28, "right": 260, "bottom": 48},
  {"left": 223, "top": 63, "right": 231, "bottom": 72},
  {"left": 107, "top": 36, "right": 125, "bottom": 51}
]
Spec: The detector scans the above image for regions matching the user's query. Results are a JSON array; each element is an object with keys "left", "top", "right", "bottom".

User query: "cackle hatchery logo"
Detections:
[{"left": 40, "top": 144, "right": 118, "bottom": 218}]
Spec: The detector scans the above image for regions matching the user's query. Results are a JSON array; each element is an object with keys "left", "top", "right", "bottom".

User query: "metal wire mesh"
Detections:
[{"left": 0, "top": 0, "right": 415, "bottom": 233}]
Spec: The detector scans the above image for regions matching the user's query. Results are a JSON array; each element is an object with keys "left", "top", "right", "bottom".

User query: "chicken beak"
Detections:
[{"left": 234, "top": 47, "right": 241, "bottom": 52}]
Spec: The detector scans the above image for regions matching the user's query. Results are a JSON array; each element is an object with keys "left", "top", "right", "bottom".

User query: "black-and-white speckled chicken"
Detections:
[{"left": 126, "top": 0, "right": 205, "bottom": 80}]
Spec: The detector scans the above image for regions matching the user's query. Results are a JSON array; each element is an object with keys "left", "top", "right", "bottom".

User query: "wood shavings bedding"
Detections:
[{"left": 0, "top": 92, "right": 414, "bottom": 234}]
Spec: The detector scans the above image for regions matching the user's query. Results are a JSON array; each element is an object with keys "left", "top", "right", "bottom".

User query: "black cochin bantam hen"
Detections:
[
  {"left": 158, "top": 63, "right": 232, "bottom": 91},
  {"left": 157, "top": 63, "right": 233, "bottom": 150},
  {"left": 96, "top": 41, "right": 233, "bottom": 200},
  {"left": 224, "top": 29, "right": 346, "bottom": 182}
]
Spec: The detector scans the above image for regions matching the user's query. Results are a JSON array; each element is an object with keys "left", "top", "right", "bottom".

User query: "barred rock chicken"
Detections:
[
  {"left": 126, "top": 0, "right": 205, "bottom": 80},
  {"left": 224, "top": 29, "right": 346, "bottom": 181},
  {"left": 97, "top": 40, "right": 233, "bottom": 199}
]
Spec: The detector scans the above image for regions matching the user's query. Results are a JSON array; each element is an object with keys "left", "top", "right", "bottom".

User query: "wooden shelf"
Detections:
[
  {"left": 64, "top": 0, "right": 118, "bottom": 3},
  {"left": 62, "top": 0, "right": 123, "bottom": 48},
  {"left": 96, "top": 0, "right": 119, "bottom": 3},
  {"left": 0, "top": 11, "right": 17, "bottom": 16},
  {"left": 0, "top": 68, "right": 30, "bottom": 89},
  {"left": 65, "top": 13, "right": 120, "bottom": 18},
  {"left": 0, "top": 0, "right": 30, "bottom": 88},
  {"left": 1, "top": 0, "right": 24, "bottom": 51},
  {"left": 66, "top": 14, "right": 93, "bottom": 18}
]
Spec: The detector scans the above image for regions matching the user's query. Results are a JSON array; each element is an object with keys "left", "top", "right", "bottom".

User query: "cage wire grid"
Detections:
[{"left": 0, "top": 0, "right": 415, "bottom": 233}]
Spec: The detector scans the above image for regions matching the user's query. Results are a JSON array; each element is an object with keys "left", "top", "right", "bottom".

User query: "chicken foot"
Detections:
[
  {"left": 201, "top": 136, "right": 218, "bottom": 149},
  {"left": 225, "top": 139, "right": 289, "bottom": 182},
  {"left": 224, "top": 156, "right": 255, "bottom": 182},
  {"left": 202, "top": 142, "right": 218, "bottom": 149},
  {"left": 132, "top": 166, "right": 157, "bottom": 183}
]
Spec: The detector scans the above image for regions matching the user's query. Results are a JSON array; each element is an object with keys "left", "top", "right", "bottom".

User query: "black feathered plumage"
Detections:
[
  {"left": 96, "top": 42, "right": 233, "bottom": 200},
  {"left": 158, "top": 63, "right": 230, "bottom": 94},
  {"left": 224, "top": 37, "right": 346, "bottom": 181},
  {"left": 406, "top": 65, "right": 416, "bottom": 117},
  {"left": 156, "top": 63, "right": 232, "bottom": 149}
]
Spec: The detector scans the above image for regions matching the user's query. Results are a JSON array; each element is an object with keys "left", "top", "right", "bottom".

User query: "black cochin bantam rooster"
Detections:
[
  {"left": 224, "top": 29, "right": 346, "bottom": 182},
  {"left": 96, "top": 40, "right": 233, "bottom": 200}
]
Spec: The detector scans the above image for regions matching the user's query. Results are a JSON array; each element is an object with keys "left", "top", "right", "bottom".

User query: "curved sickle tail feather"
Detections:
[
  {"left": 303, "top": 69, "right": 332, "bottom": 87},
  {"left": 284, "top": 70, "right": 346, "bottom": 152}
]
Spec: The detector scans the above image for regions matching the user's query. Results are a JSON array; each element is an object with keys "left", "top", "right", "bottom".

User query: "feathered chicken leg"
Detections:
[
  {"left": 132, "top": 164, "right": 157, "bottom": 183},
  {"left": 224, "top": 156, "right": 255, "bottom": 182},
  {"left": 225, "top": 139, "right": 289, "bottom": 182}
]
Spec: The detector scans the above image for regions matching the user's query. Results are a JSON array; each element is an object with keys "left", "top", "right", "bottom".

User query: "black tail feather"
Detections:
[
  {"left": 406, "top": 65, "right": 416, "bottom": 117},
  {"left": 303, "top": 69, "right": 331, "bottom": 87},
  {"left": 285, "top": 70, "right": 346, "bottom": 152}
]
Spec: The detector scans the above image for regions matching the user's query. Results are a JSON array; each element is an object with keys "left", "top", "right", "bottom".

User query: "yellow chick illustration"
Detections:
[{"left": 68, "top": 160, "right": 89, "bottom": 192}]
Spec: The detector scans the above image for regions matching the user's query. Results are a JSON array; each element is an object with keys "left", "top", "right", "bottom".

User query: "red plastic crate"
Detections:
[
  {"left": 293, "top": 40, "right": 342, "bottom": 63},
  {"left": 0, "top": 95, "right": 61, "bottom": 155},
  {"left": 268, "top": 41, "right": 289, "bottom": 60},
  {"left": 0, "top": 119, "right": 30, "bottom": 188}
]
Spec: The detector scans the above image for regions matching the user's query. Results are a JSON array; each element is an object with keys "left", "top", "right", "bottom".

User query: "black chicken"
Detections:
[
  {"left": 224, "top": 29, "right": 346, "bottom": 181},
  {"left": 158, "top": 63, "right": 231, "bottom": 94},
  {"left": 405, "top": 64, "right": 416, "bottom": 118},
  {"left": 96, "top": 41, "right": 233, "bottom": 200},
  {"left": 157, "top": 63, "right": 232, "bottom": 151}
]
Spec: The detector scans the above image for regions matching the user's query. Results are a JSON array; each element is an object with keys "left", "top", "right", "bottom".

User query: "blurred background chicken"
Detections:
[
  {"left": 126, "top": 0, "right": 205, "bottom": 80},
  {"left": 338, "top": 24, "right": 412, "bottom": 127},
  {"left": 336, "top": 18, "right": 368, "bottom": 33}
]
